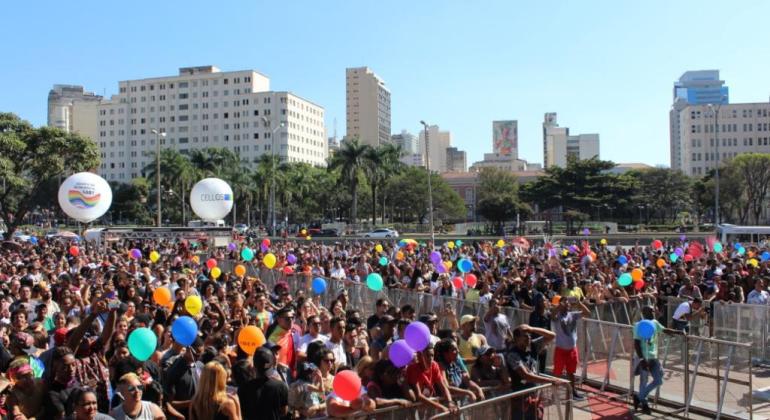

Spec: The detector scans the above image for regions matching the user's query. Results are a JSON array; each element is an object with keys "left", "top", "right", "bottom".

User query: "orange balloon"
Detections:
[
  {"left": 238, "top": 326, "right": 266, "bottom": 355},
  {"left": 396, "top": 251, "right": 405, "bottom": 261},
  {"left": 631, "top": 268, "right": 643, "bottom": 282},
  {"left": 234, "top": 264, "right": 246, "bottom": 277},
  {"left": 551, "top": 295, "right": 562, "bottom": 306},
  {"left": 191, "top": 255, "right": 200, "bottom": 264},
  {"left": 153, "top": 287, "right": 172, "bottom": 307},
  {"left": 656, "top": 258, "right": 665, "bottom": 268}
]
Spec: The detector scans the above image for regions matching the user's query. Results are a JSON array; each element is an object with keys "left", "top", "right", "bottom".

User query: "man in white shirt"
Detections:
[
  {"left": 672, "top": 298, "right": 703, "bottom": 334},
  {"left": 330, "top": 261, "right": 346, "bottom": 280},
  {"left": 747, "top": 279, "right": 769, "bottom": 305},
  {"left": 298, "top": 315, "right": 328, "bottom": 360},
  {"left": 325, "top": 317, "right": 347, "bottom": 369}
]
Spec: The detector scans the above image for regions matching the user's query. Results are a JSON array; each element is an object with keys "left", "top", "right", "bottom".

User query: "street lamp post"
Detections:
[
  {"left": 707, "top": 102, "right": 723, "bottom": 225},
  {"left": 151, "top": 129, "right": 166, "bottom": 227},
  {"left": 420, "top": 121, "right": 435, "bottom": 245},
  {"left": 261, "top": 117, "right": 286, "bottom": 237}
]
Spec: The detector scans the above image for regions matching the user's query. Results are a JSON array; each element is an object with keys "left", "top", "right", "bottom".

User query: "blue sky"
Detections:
[{"left": 2, "top": 0, "right": 769, "bottom": 167}]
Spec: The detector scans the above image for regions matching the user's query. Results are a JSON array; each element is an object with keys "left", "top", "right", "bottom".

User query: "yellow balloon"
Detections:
[
  {"left": 375, "top": 244, "right": 383, "bottom": 253},
  {"left": 447, "top": 242, "right": 455, "bottom": 249},
  {"left": 306, "top": 236, "right": 312, "bottom": 240},
  {"left": 443, "top": 261, "right": 452, "bottom": 271},
  {"left": 600, "top": 239, "right": 607, "bottom": 245},
  {"left": 149, "top": 251, "right": 160, "bottom": 263},
  {"left": 749, "top": 258, "right": 759, "bottom": 268},
  {"left": 185, "top": 296, "right": 203, "bottom": 316},
  {"left": 496, "top": 239, "right": 505, "bottom": 248},
  {"left": 264, "top": 253, "right": 277, "bottom": 269},
  {"left": 211, "top": 267, "right": 221, "bottom": 279},
  {"left": 562, "top": 249, "right": 569, "bottom": 257}
]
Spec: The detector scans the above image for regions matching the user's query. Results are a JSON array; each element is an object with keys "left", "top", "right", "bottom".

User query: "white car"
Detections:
[{"left": 363, "top": 228, "right": 399, "bottom": 239}]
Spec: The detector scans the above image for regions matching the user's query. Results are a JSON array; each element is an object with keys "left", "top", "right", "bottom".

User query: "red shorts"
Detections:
[{"left": 553, "top": 347, "right": 579, "bottom": 375}]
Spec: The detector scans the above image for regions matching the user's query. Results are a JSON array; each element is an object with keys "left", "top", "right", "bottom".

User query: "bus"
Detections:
[{"left": 716, "top": 224, "right": 770, "bottom": 245}]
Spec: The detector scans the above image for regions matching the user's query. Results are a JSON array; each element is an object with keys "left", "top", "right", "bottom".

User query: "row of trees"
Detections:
[
  {"left": 476, "top": 155, "right": 770, "bottom": 232},
  {"left": 0, "top": 112, "right": 466, "bottom": 237}
]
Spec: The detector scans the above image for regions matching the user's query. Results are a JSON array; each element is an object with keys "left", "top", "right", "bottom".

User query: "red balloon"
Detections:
[
  {"left": 206, "top": 258, "right": 217, "bottom": 270},
  {"left": 652, "top": 240, "right": 663, "bottom": 250},
  {"left": 684, "top": 254, "right": 694, "bottom": 262},
  {"left": 69, "top": 246, "right": 79, "bottom": 257},
  {"left": 333, "top": 370, "right": 361, "bottom": 401},
  {"left": 465, "top": 274, "right": 478, "bottom": 288},
  {"left": 283, "top": 266, "right": 294, "bottom": 275},
  {"left": 262, "top": 238, "right": 271, "bottom": 247},
  {"left": 633, "top": 279, "right": 645, "bottom": 291},
  {"left": 452, "top": 277, "right": 463, "bottom": 289}
]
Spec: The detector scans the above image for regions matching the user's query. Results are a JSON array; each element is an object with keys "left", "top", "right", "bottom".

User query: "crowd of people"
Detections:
[{"left": 0, "top": 231, "right": 766, "bottom": 420}]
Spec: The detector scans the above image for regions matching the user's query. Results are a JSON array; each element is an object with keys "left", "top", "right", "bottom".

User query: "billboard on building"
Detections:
[{"left": 493, "top": 120, "right": 518, "bottom": 157}]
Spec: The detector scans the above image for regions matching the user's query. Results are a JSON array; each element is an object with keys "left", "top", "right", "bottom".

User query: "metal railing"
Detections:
[{"left": 428, "top": 383, "right": 572, "bottom": 420}]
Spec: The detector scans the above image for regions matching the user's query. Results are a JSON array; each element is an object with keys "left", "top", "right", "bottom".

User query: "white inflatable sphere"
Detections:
[
  {"left": 57, "top": 172, "right": 113, "bottom": 223},
  {"left": 189, "top": 178, "right": 234, "bottom": 221}
]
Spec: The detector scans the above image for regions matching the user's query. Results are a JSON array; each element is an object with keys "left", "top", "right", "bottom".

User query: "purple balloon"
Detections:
[
  {"left": 583, "top": 228, "right": 591, "bottom": 235},
  {"left": 287, "top": 254, "right": 297, "bottom": 265},
  {"left": 569, "top": 245, "right": 579, "bottom": 253},
  {"left": 389, "top": 339, "right": 416, "bottom": 368},
  {"left": 404, "top": 322, "right": 431, "bottom": 352},
  {"left": 436, "top": 262, "right": 447, "bottom": 274},
  {"left": 675, "top": 247, "right": 684, "bottom": 257},
  {"left": 227, "top": 243, "right": 237, "bottom": 251},
  {"left": 549, "top": 248, "right": 558, "bottom": 257},
  {"left": 260, "top": 244, "right": 269, "bottom": 253},
  {"left": 680, "top": 234, "right": 687, "bottom": 242},
  {"left": 430, "top": 251, "right": 442, "bottom": 265},
  {"left": 130, "top": 248, "right": 142, "bottom": 259}
]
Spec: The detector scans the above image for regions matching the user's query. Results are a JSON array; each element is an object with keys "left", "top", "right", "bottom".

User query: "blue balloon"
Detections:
[
  {"left": 458, "top": 259, "right": 473, "bottom": 273},
  {"left": 737, "top": 247, "right": 746, "bottom": 255},
  {"left": 762, "top": 251, "right": 770, "bottom": 262},
  {"left": 171, "top": 316, "right": 198, "bottom": 346},
  {"left": 637, "top": 320, "right": 656, "bottom": 340},
  {"left": 29, "top": 236, "right": 38, "bottom": 244},
  {"left": 618, "top": 255, "right": 628, "bottom": 265},
  {"left": 312, "top": 277, "right": 327, "bottom": 295}
]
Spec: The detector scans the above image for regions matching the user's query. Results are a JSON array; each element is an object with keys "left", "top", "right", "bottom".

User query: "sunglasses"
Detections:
[
  {"left": 322, "top": 358, "right": 335, "bottom": 363},
  {"left": 126, "top": 384, "right": 144, "bottom": 393}
]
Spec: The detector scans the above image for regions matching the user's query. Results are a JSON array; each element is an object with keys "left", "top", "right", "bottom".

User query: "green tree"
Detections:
[
  {"left": 0, "top": 113, "right": 100, "bottom": 238},
  {"left": 383, "top": 166, "right": 465, "bottom": 223},
  {"left": 731, "top": 153, "right": 770, "bottom": 224},
  {"left": 110, "top": 178, "right": 153, "bottom": 225},
  {"left": 629, "top": 168, "right": 693, "bottom": 224},
  {"left": 476, "top": 167, "right": 531, "bottom": 229},
  {"left": 328, "top": 138, "right": 370, "bottom": 224}
]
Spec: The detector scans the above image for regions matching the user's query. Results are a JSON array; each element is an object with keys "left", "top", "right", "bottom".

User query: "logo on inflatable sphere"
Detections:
[
  {"left": 189, "top": 178, "right": 234, "bottom": 221},
  {"left": 58, "top": 172, "right": 113, "bottom": 223}
]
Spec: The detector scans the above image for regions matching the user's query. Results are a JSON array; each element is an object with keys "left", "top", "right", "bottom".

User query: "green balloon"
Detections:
[
  {"left": 241, "top": 247, "right": 254, "bottom": 261},
  {"left": 618, "top": 273, "right": 633, "bottom": 287},
  {"left": 366, "top": 273, "right": 384, "bottom": 291},
  {"left": 128, "top": 327, "right": 157, "bottom": 361}
]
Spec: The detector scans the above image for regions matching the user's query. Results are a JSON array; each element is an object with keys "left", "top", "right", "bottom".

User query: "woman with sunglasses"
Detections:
[{"left": 109, "top": 373, "right": 165, "bottom": 420}]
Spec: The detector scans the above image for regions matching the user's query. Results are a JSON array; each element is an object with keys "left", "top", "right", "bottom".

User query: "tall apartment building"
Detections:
[
  {"left": 670, "top": 70, "right": 729, "bottom": 170},
  {"left": 445, "top": 147, "right": 467, "bottom": 172},
  {"left": 676, "top": 102, "right": 770, "bottom": 176},
  {"left": 47, "top": 85, "right": 102, "bottom": 141},
  {"left": 419, "top": 125, "right": 452, "bottom": 172},
  {"left": 94, "top": 66, "right": 327, "bottom": 181},
  {"left": 543, "top": 112, "right": 600, "bottom": 168},
  {"left": 391, "top": 130, "right": 419, "bottom": 154},
  {"left": 346, "top": 67, "right": 391, "bottom": 147}
]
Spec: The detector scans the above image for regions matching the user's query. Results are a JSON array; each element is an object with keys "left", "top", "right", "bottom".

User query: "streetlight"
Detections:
[
  {"left": 707, "top": 98, "right": 726, "bottom": 225},
  {"left": 420, "top": 121, "right": 435, "bottom": 245},
  {"left": 151, "top": 129, "right": 166, "bottom": 227},
  {"left": 260, "top": 117, "right": 286, "bottom": 237},
  {"left": 637, "top": 205, "right": 646, "bottom": 227}
]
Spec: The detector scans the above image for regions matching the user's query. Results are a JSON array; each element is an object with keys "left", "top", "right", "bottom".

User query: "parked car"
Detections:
[
  {"left": 363, "top": 228, "right": 399, "bottom": 239},
  {"left": 234, "top": 224, "right": 249, "bottom": 234},
  {"left": 313, "top": 229, "right": 340, "bottom": 237}
]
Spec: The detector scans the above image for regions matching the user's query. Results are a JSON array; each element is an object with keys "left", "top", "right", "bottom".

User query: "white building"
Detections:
[
  {"left": 346, "top": 67, "right": 391, "bottom": 147},
  {"left": 391, "top": 130, "right": 419, "bottom": 154},
  {"left": 676, "top": 102, "right": 770, "bottom": 176},
  {"left": 94, "top": 66, "right": 327, "bottom": 181},
  {"left": 543, "top": 112, "right": 600, "bottom": 168},
  {"left": 47, "top": 85, "right": 102, "bottom": 141},
  {"left": 419, "top": 125, "right": 451, "bottom": 172}
]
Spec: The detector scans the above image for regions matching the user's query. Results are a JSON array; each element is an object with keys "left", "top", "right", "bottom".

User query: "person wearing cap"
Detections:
[
  {"left": 633, "top": 305, "right": 680, "bottom": 414},
  {"left": 507, "top": 325, "right": 568, "bottom": 420},
  {"left": 458, "top": 315, "right": 487, "bottom": 360},
  {"left": 470, "top": 345, "right": 510, "bottom": 389},
  {"left": 238, "top": 347, "right": 289, "bottom": 420},
  {"left": 369, "top": 314, "right": 396, "bottom": 361}
]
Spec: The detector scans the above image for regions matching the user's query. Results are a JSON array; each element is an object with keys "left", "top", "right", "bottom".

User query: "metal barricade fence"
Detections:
[
  {"left": 428, "top": 383, "right": 572, "bottom": 420},
  {"left": 664, "top": 297, "right": 710, "bottom": 337},
  {"left": 711, "top": 302, "right": 770, "bottom": 363}
]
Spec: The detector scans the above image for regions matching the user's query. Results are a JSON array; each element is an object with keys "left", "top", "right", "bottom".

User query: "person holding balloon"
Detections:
[{"left": 633, "top": 305, "right": 681, "bottom": 414}]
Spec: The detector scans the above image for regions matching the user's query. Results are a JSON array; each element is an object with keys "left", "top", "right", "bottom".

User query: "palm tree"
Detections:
[
  {"left": 328, "top": 138, "right": 370, "bottom": 225},
  {"left": 364, "top": 146, "right": 386, "bottom": 226},
  {"left": 376, "top": 143, "right": 405, "bottom": 223},
  {"left": 143, "top": 149, "right": 195, "bottom": 224}
]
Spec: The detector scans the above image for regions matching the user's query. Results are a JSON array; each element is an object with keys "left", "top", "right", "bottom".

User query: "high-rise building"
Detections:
[
  {"left": 670, "top": 70, "right": 729, "bottom": 170},
  {"left": 445, "top": 147, "right": 467, "bottom": 172},
  {"left": 419, "top": 125, "right": 451, "bottom": 172},
  {"left": 391, "top": 130, "right": 418, "bottom": 154},
  {"left": 94, "top": 65, "right": 327, "bottom": 182},
  {"left": 47, "top": 85, "right": 102, "bottom": 141},
  {"left": 675, "top": 102, "right": 770, "bottom": 176},
  {"left": 346, "top": 67, "right": 391, "bottom": 147},
  {"left": 543, "top": 113, "right": 600, "bottom": 168},
  {"left": 492, "top": 120, "right": 518, "bottom": 158}
]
